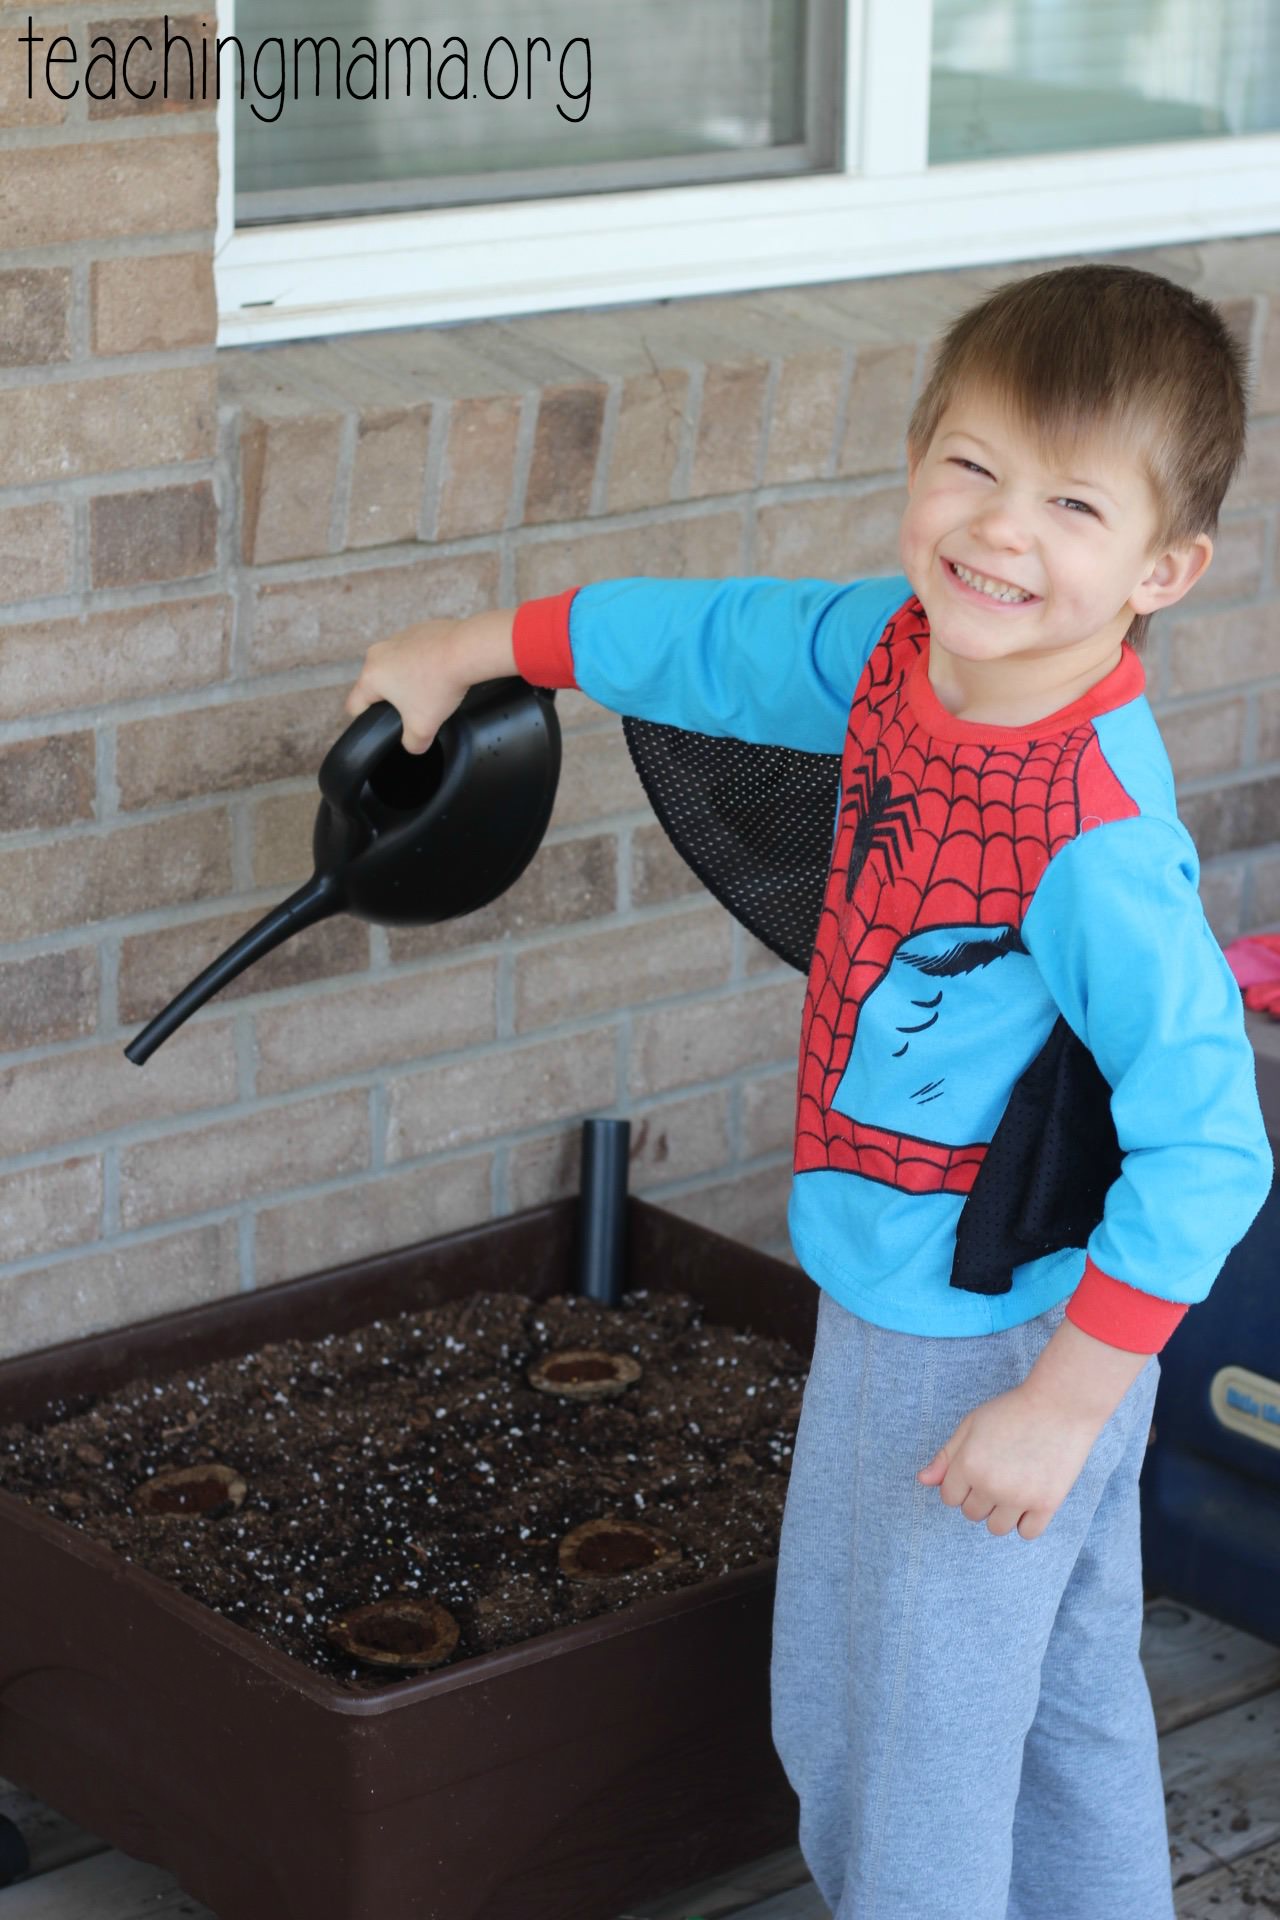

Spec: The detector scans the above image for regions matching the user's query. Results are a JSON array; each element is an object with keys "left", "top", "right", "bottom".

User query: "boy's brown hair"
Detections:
[{"left": 905, "top": 262, "right": 1250, "bottom": 652}]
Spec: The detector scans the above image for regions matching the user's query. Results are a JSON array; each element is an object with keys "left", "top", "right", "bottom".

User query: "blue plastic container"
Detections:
[{"left": 1141, "top": 1011, "right": 1280, "bottom": 1645}]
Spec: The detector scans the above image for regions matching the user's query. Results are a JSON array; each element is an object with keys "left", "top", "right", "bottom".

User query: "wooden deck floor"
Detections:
[{"left": 2, "top": 1597, "right": 1278, "bottom": 1919}]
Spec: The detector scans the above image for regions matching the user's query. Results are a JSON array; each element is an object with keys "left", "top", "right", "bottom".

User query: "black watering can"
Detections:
[{"left": 124, "top": 678, "right": 561, "bottom": 1065}]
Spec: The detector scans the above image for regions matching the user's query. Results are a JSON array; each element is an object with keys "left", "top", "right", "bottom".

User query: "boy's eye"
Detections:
[{"left": 948, "top": 459, "right": 1096, "bottom": 517}]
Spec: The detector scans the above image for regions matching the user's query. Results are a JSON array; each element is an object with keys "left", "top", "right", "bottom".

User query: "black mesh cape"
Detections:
[{"left": 621, "top": 716, "right": 1123, "bottom": 1297}]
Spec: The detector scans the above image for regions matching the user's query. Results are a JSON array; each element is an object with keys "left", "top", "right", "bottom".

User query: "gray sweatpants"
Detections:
[{"left": 770, "top": 1287, "right": 1171, "bottom": 1920}]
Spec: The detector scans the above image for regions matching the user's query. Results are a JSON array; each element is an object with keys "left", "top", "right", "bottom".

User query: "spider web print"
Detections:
[{"left": 795, "top": 598, "right": 1135, "bottom": 1193}]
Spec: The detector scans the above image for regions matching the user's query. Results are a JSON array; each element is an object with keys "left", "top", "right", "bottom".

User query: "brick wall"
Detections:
[{"left": 2, "top": 23, "right": 1278, "bottom": 1354}]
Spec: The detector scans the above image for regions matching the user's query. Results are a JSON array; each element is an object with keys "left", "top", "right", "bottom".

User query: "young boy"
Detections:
[{"left": 344, "top": 263, "right": 1274, "bottom": 1918}]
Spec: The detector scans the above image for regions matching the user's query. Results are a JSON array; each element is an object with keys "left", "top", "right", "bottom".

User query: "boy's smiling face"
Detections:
[{"left": 899, "top": 384, "right": 1212, "bottom": 716}]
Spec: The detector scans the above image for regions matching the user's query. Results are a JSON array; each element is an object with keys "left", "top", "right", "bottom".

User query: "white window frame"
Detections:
[{"left": 215, "top": 0, "right": 1280, "bottom": 347}]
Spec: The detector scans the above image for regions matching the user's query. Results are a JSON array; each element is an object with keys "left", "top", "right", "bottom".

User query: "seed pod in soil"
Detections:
[
  {"left": 133, "top": 1463, "right": 247, "bottom": 1518},
  {"left": 526, "top": 1348, "right": 643, "bottom": 1400},
  {"left": 324, "top": 1595, "right": 460, "bottom": 1671},
  {"left": 558, "top": 1515, "right": 681, "bottom": 1581}
]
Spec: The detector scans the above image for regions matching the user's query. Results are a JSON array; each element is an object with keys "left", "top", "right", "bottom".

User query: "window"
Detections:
[
  {"left": 215, "top": 0, "right": 1280, "bottom": 346},
  {"left": 235, "top": 0, "right": 841, "bottom": 223}
]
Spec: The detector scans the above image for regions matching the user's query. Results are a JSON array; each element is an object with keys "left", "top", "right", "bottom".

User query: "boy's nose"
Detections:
[{"left": 969, "top": 501, "right": 1033, "bottom": 552}]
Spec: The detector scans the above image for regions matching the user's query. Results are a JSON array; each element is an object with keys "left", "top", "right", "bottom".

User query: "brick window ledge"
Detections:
[{"left": 218, "top": 238, "right": 1273, "bottom": 574}]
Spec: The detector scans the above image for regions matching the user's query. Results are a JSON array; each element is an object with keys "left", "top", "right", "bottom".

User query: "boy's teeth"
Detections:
[{"left": 953, "top": 561, "right": 1031, "bottom": 603}]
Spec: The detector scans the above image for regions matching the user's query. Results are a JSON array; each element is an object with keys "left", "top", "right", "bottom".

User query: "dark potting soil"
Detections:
[{"left": 0, "top": 1288, "right": 809, "bottom": 1692}]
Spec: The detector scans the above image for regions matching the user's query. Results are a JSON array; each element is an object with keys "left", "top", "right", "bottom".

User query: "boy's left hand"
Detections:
[{"left": 916, "top": 1385, "right": 1105, "bottom": 1540}]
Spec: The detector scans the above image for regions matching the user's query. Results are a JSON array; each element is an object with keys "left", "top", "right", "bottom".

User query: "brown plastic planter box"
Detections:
[{"left": 0, "top": 1196, "right": 816, "bottom": 1920}]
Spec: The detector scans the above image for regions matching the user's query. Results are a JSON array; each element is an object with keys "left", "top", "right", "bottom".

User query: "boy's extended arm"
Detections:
[
  {"left": 510, "top": 575, "right": 912, "bottom": 751},
  {"left": 404, "top": 574, "right": 912, "bottom": 757}
]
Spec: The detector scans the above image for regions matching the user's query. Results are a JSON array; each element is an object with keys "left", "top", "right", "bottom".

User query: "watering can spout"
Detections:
[{"left": 124, "top": 870, "right": 341, "bottom": 1066}]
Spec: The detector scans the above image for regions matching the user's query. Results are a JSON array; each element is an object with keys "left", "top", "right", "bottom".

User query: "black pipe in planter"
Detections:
[{"left": 575, "top": 1116, "right": 631, "bottom": 1307}]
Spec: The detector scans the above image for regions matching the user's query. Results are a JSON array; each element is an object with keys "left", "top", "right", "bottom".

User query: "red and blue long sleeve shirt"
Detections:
[{"left": 513, "top": 574, "right": 1274, "bottom": 1355}]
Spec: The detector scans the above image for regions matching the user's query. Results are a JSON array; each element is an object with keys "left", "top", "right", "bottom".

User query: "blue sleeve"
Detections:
[
  {"left": 1020, "top": 814, "right": 1274, "bottom": 1309},
  {"left": 566, "top": 573, "right": 911, "bottom": 752}
]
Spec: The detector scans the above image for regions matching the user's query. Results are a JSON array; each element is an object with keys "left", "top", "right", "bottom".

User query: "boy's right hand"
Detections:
[{"left": 343, "top": 618, "right": 470, "bottom": 756}]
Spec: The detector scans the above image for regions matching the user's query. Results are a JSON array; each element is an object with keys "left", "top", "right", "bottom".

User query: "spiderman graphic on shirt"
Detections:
[{"left": 795, "top": 596, "right": 1135, "bottom": 1196}]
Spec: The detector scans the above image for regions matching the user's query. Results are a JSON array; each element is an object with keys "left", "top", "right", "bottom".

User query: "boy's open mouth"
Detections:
[{"left": 944, "top": 558, "right": 1041, "bottom": 608}]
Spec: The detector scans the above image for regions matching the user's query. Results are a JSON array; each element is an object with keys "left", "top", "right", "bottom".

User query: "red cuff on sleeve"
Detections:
[
  {"left": 1064, "top": 1256, "right": 1190, "bottom": 1354},
  {"left": 512, "top": 588, "right": 580, "bottom": 689}
]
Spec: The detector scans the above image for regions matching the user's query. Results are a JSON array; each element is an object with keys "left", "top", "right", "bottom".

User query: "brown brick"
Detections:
[
  {"left": 0, "top": 1220, "right": 236, "bottom": 1361},
  {"left": 85, "top": 11, "right": 214, "bottom": 118},
  {"left": 546, "top": 686, "right": 599, "bottom": 733},
  {"left": 657, "top": 1158, "right": 792, "bottom": 1251},
  {"left": 524, "top": 382, "right": 608, "bottom": 524},
  {"left": 116, "top": 682, "right": 346, "bottom": 809},
  {"left": 1158, "top": 698, "right": 1247, "bottom": 783},
  {"left": 1216, "top": 296, "right": 1257, "bottom": 372},
  {"left": 1251, "top": 853, "right": 1280, "bottom": 926},
  {"left": 605, "top": 367, "right": 688, "bottom": 516},
  {"left": 434, "top": 394, "right": 522, "bottom": 541},
  {"left": 522, "top": 727, "right": 646, "bottom": 834},
  {"left": 0, "top": 268, "right": 71, "bottom": 365},
  {"left": 0, "top": 730, "right": 94, "bottom": 831},
  {"left": 0, "top": 1020, "right": 235, "bottom": 1158},
  {"left": 1167, "top": 603, "right": 1280, "bottom": 696},
  {"left": 0, "top": 364, "right": 216, "bottom": 487},
  {"left": 0, "top": 23, "right": 69, "bottom": 124},
  {"left": 513, "top": 510, "right": 743, "bottom": 603},
  {"left": 745, "top": 925, "right": 796, "bottom": 976},
  {"left": 0, "top": 947, "right": 98, "bottom": 1048},
  {"left": 1258, "top": 297, "right": 1280, "bottom": 415},
  {"left": 514, "top": 905, "right": 730, "bottom": 1032},
  {"left": 756, "top": 484, "right": 908, "bottom": 579},
  {"left": 346, "top": 402, "right": 432, "bottom": 549},
  {"left": 119, "top": 909, "right": 369, "bottom": 1024},
  {"left": 248, "top": 551, "right": 498, "bottom": 674},
  {"left": 254, "top": 1152, "right": 494, "bottom": 1289},
  {"left": 0, "top": 1154, "right": 102, "bottom": 1261},
  {"left": 1180, "top": 516, "right": 1266, "bottom": 610},
  {"left": 631, "top": 819, "right": 706, "bottom": 908},
  {"left": 629, "top": 978, "right": 805, "bottom": 1097},
  {"left": 1179, "top": 774, "right": 1280, "bottom": 859},
  {"left": 1197, "top": 862, "right": 1245, "bottom": 947},
  {"left": 118, "top": 1088, "right": 369, "bottom": 1229},
  {"left": 0, "top": 808, "right": 231, "bottom": 940},
  {"left": 239, "top": 408, "right": 344, "bottom": 565},
  {"left": 1224, "top": 419, "right": 1280, "bottom": 512},
  {"left": 1255, "top": 687, "right": 1280, "bottom": 766},
  {"left": 0, "top": 501, "right": 73, "bottom": 601},
  {"left": 92, "top": 251, "right": 216, "bottom": 354},
  {"left": 386, "top": 1025, "right": 616, "bottom": 1164},
  {"left": 90, "top": 479, "right": 217, "bottom": 588},
  {"left": 250, "top": 789, "right": 319, "bottom": 890},
  {"left": 837, "top": 344, "right": 916, "bottom": 477},
  {"left": 0, "top": 135, "right": 215, "bottom": 248},
  {"left": 508, "top": 1089, "right": 731, "bottom": 1212},
  {"left": 386, "top": 831, "right": 617, "bottom": 964},
  {"left": 255, "top": 960, "right": 498, "bottom": 1096},
  {"left": 763, "top": 345, "right": 847, "bottom": 487},
  {"left": 687, "top": 358, "right": 770, "bottom": 500},
  {"left": 741, "top": 1066, "right": 795, "bottom": 1159},
  {"left": 0, "top": 595, "right": 229, "bottom": 721}
]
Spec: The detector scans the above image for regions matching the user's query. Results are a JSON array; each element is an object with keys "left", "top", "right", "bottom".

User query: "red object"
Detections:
[{"left": 1224, "top": 933, "right": 1280, "bottom": 1019}]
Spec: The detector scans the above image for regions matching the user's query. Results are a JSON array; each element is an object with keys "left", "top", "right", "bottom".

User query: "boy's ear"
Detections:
[{"left": 1129, "top": 534, "right": 1213, "bottom": 617}]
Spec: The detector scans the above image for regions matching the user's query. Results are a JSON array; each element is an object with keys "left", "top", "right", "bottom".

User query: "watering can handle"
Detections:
[{"left": 317, "top": 701, "right": 406, "bottom": 820}]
